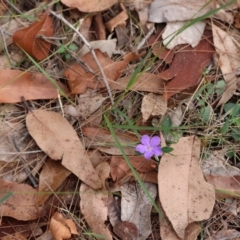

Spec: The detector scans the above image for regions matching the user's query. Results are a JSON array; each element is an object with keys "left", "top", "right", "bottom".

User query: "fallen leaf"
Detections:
[
  {"left": 64, "top": 89, "right": 106, "bottom": 118},
  {"left": 0, "top": 9, "right": 33, "bottom": 52},
  {"left": 158, "top": 136, "right": 215, "bottom": 239},
  {"left": 162, "top": 21, "right": 206, "bottom": 49},
  {"left": 110, "top": 73, "right": 164, "bottom": 93},
  {"left": 49, "top": 212, "right": 78, "bottom": 240},
  {"left": 120, "top": 182, "right": 157, "bottom": 239},
  {"left": 60, "top": 0, "right": 118, "bottom": 12},
  {"left": 80, "top": 162, "right": 112, "bottom": 240},
  {"left": 148, "top": 27, "right": 176, "bottom": 64},
  {"left": 160, "top": 212, "right": 201, "bottom": 240},
  {"left": 83, "top": 127, "right": 138, "bottom": 155},
  {"left": 159, "top": 31, "right": 215, "bottom": 99},
  {"left": 201, "top": 150, "right": 240, "bottom": 176},
  {"left": 64, "top": 49, "right": 141, "bottom": 94},
  {"left": 214, "top": 3, "right": 233, "bottom": 24},
  {"left": 93, "top": 13, "right": 106, "bottom": 40},
  {"left": 37, "top": 159, "right": 71, "bottom": 205},
  {"left": 13, "top": 13, "right": 54, "bottom": 60},
  {"left": 96, "top": 161, "right": 111, "bottom": 189},
  {"left": 1, "top": 233, "right": 27, "bottom": 240},
  {"left": 212, "top": 23, "right": 240, "bottom": 105},
  {"left": 113, "top": 221, "right": 138, "bottom": 240},
  {"left": 110, "top": 156, "right": 157, "bottom": 184},
  {"left": 78, "top": 39, "right": 117, "bottom": 58},
  {"left": 206, "top": 228, "right": 240, "bottom": 240},
  {"left": 0, "top": 180, "right": 44, "bottom": 220},
  {"left": 148, "top": 0, "right": 212, "bottom": 23},
  {"left": 205, "top": 175, "right": 240, "bottom": 199},
  {"left": 107, "top": 196, "right": 121, "bottom": 227},
  {"left": 26, "top": 110, "right": 101, "bottom": 190},
  {"left": 141, "top": 93, "right": 167, "bottom": 122},
  {"left": 105, "top": 4, "right": 128, "bottom": 32},
  {"left": 0, "top": 69, "right": 67, "bottom": 103}
]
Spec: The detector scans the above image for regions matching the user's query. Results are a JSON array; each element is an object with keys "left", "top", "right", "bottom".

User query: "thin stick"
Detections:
[
  {"left": 0, "top": 28, "right": 12, "bottom": 65},
  {"left": 12, "top": 138, "right": 38, "bottom": 188},
  {"left": 136, "top": 26, "right": 155, "bottom": 50},
  {"left": 50, "top": 10, "right": 114, "bottom": 105}
]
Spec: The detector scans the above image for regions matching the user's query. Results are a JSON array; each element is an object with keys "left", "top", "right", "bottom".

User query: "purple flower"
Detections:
[{"left": 136, "top": 135, "right": 162, "bottom": 160}]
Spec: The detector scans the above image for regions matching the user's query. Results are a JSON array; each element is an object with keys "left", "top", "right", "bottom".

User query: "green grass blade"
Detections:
[{"left": 0, "top": 192, "right": 13, "bottom": 204}]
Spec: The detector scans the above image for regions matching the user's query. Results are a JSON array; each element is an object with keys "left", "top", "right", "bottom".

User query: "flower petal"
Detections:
[
  {"left": 150, "top": 136, "right": 161, "bottom": 147},
  {"left": 136, "top": 144, "right": 146, "bottom": 154},
  {"left": 144, "top": 151, "right": 153, "bottom": 159},
  {"left": 141, "top": 135, "right": 150, "bottom": 145},
  {"left": 152, "top": 147, "right": 162, "bottom": 157}
]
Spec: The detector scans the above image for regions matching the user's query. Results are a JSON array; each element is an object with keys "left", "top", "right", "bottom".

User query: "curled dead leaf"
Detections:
[
  {"left": 13, "top": 13, "right": 54, "bottom": 60},
  {"left": 49, "top": 212, "right": 78, "bottom": 240}
]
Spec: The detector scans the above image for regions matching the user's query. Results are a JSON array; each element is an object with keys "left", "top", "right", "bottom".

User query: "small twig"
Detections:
[
  {"left": 21, "top": 96, "right": 32, "bottom": 112},
  {"left": 136, "top": 26, "right": 155, "bottom": 50},
  {"left": 50, "top": 10, "right": 114, "bottom": 105},
  {"left": 0, "top": 28, "right": 12, "bottom": 66},
  {"left": 12, "top": 138, "right": 38, "bottom": 188}
]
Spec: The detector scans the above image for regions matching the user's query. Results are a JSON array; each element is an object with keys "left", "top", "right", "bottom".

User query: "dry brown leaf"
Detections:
[
  {"left": 148, "top": 0, "right": 212, "bottom": 23},
  {"left": 64, "top": 90, "right": 106, "bottom": 118},
  {"left": 105, "top": 4, "right": 128, "bottom": 32},
  {"left": 160, "top": 210, "right": 201, "bottom": 240},
  {"left": 96, "top": 161, "right": 111, "bottom": 189},
  {"left": 120, "top": 182, "right": 157, "bottom": 239},
  {"left": 60, "top": 0, "right": 118, "bottom": 12},
  {"left": 162, "top": 21, "right": 206, "bottom": 49},
  {"left": 0, "top": 180, "right": 44, "bottom": 220},
  {"left": 148, "top": 27, "right": 176, "bottom": 64},
  {"left": 1, "top": 233, "right": 28, "bottom": 240},
  {"left": 0, "top": 69, "right": 67, "bottom": 103},
  {"left": 159, "top": 31, "right": 215, "bottom": 99},
  {"left": 113, "top": 221, "right": 138, "bottom": 240},
  {"left": 212, "top": 23, "right": 240, "bottom": 105},
  {"left": 13, "top": 13, "right": 54, "bottom": 60},
  {"left": 78, "top": 39, "right": 117, "bottom": 58},
  {"left": 141, "top": 93, "right": 167, "bottom": 122},
  {"left": 0, "top": 10, "right": 33, "bottom": 51},
  {"left": 110, "top": 156, "right": 157, "bottom": 183},
  {"left": 83, "top": 127, "right": 138, "bottom": 155},
  {"left": 110, "top": 72, "right": 164, "bottom": 93},
  {"left": 158, "top": 136, "right": 215, "bottom": 239},
  {"left": 206, "top": 228, "right": 240, "bottom": 240},
  {"left": 108, "top": 196, "right": 121, "bottom": 227},
  {"left": 37, "top": 159, "right": 71, "bottom": 205},
  {"left": 49, "top": 212, "right": 78, "bottom": 240},
  {"left": 64, "top": 49, "right": 141, "bottom": 94},
  {"left": 205, "top": 175, "right": 240, "bottom": 199},
  {"left": 26, "top": 110, "right": 101, "bottom": 190},
  {"left": 93, "top": 13, "right": 106, "bottom": 40},
  {"left": 80, "top": 163, "right": 112, "bottom": 240}
]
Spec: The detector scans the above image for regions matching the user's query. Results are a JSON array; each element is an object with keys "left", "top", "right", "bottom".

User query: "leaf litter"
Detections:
[{"left": 1, "top": 0, "right": 240, "bottom": 239}]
